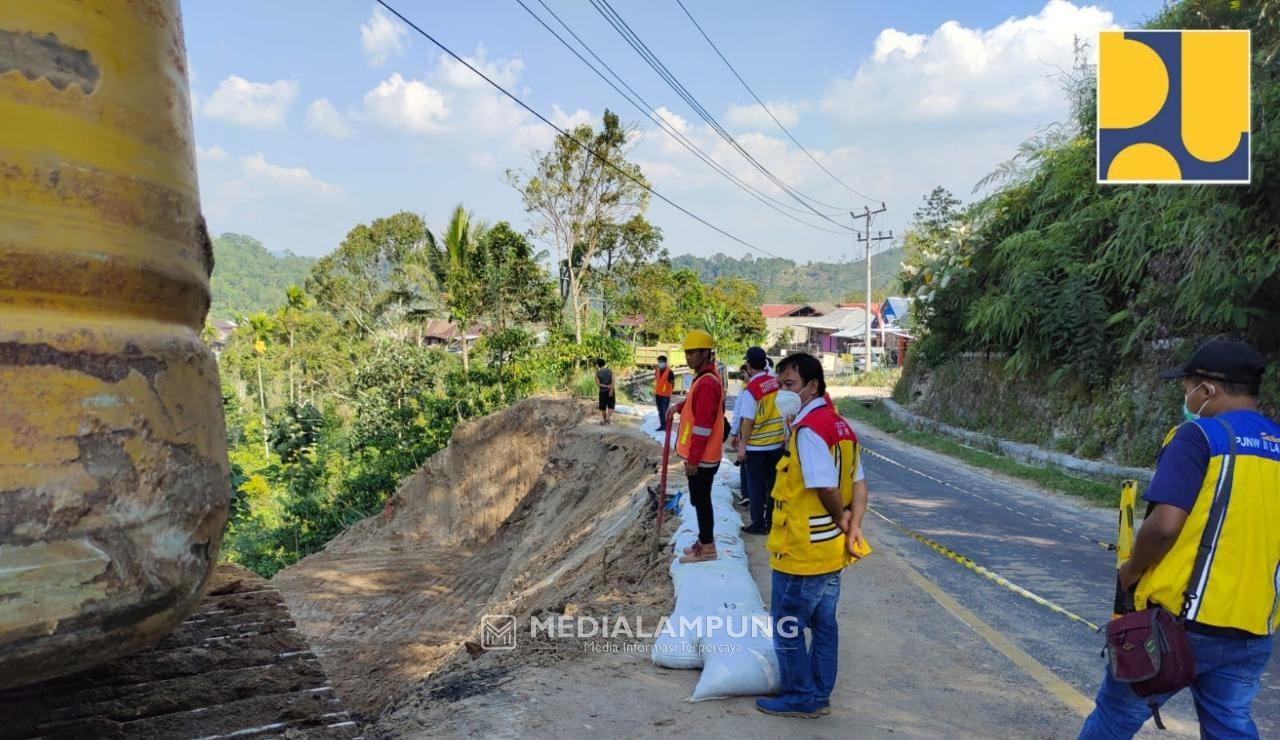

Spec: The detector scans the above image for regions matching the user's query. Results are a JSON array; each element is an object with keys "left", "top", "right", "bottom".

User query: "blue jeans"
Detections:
[
  {"left": 770, "top": 569, "right": 842, "bottom": 708},
  {"left": 1079, "top": 631, "right": 1273, "bottom": 739},
  {"left": 744, "top": 447, "right": 783, "bottom": 529},
  {"left": 655, "top": 395, "right": 670, "bottom": 430}
]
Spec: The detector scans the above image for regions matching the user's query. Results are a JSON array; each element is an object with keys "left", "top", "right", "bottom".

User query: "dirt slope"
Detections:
[{"left": 272, "top": 398, "right": 668, "bottom": 719}]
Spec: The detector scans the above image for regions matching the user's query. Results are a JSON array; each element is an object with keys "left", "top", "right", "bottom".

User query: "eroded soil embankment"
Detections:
[{"left": 273, "top": 398, "right": 669, "bottom": 717}]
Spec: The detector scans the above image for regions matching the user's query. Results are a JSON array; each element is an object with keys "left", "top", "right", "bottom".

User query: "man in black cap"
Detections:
[
  {"left": 730, "top": 346, "right": 787, "bottom": 534},
  {"left": 1080, "top": 339, "right": 1279, "bottom": 738}
]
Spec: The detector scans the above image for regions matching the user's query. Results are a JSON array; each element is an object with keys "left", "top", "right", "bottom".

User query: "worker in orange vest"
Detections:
[
  {"left": 654, "top": 354, "right": 675, "bottom": 432},
  {"left": 667, "top": 329, "right": 725, "bottom": 564}
]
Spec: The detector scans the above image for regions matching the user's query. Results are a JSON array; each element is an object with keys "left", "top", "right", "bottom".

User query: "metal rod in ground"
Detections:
[{"left": 655, "top": 422, "right": 673, "bottom": 552}]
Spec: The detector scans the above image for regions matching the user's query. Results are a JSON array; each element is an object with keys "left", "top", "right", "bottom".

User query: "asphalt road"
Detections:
[{"left": 847, "top": 419, "right": 1279, "bottom": 738}]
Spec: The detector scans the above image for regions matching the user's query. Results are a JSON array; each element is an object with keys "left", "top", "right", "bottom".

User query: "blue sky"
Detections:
[{"left": 183, "top": 0, "right": 1162, "bottom": 263}]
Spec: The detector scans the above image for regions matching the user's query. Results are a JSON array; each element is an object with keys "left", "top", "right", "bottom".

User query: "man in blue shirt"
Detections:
[{"left": 1080, "top": 339, "right": 1279, "bottom": 738}]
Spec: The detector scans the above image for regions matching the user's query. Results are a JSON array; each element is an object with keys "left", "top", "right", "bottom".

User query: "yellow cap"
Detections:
[{"left": 681, "top": 329, "right": 714, "bottom": 351}]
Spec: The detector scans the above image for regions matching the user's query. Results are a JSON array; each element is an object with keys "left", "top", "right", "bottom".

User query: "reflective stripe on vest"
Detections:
[
  {"left": 675, "top": 370, "right": 724, "bottom": 466},
  {"left": 765, "top": 404, "right": 860, "bottom": 576},
  {"left": 745, "top": 374, "right": 785, "bottom": 448}
]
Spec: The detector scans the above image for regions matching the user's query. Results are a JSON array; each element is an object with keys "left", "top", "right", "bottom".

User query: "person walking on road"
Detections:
[
  {"left": 595, "top": 358, "right": 615, "bottom": 426},
  {"left": 731, "top": 347, "right": 786, "bottom": 534},
  {"left": 757, "top": 352, "right": 868, "bottom": 719},
  {"left": 1080, "top": 339, "right": 1279, "bottom": 739},
  {"left": 667, "top": 329, "right": 725, "bottom": 564},
  {"left": 654, "top": 355, "right": 674, "bottom": 432}
]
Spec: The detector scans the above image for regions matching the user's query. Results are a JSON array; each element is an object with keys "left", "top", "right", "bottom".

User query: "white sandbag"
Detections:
[
  {"left": 651, "top": 604, "right": 704, "bottom": 669},
  {"left": 689, "top": 611, "right": 780, "bottom": 701}
]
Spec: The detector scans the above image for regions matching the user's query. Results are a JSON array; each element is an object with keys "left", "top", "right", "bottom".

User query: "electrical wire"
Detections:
[
  {"left": 373, "top": 0, "right": 788, "bottom": 260},
  {"left": 517, "top": 0, "right": 853, "bottom": 235},
  {"left": 588, "top": 0, "right": 857, "bottom": 228},
  {"left": 674, "top": 0, "right": 880, "bottom": 203}
]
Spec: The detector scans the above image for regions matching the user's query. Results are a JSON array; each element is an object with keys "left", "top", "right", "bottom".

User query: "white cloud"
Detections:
[
  {"left": 435, "top": 44, "right": 524, "bottom": 90},
  {"left": 821, "top": 0, "right": 1114, "bottom": 122},
  {"left": 725, "top": 100, "right": 807, "bottom": 130},
  {"left": 872, "top": 29, "right": 926, "bottom": 61},
  {"left": 240, "top": 153, "right": 342, "bottom": 197},
  {"left": 196, "top": 145, "right": 228, "bottom": 162},
  {"left": 361, "top": 6, "right": 407, "bottom": 67},
  {"left": 549, "top": 104, "right": 593, "bottom": 130},
  {"left": 306, "top": 99, "right": 353, "bottom": 139},
  {"left": 203, "top": 75, "right": 299, "bottom": 128},
  {"left": 363, "top": 73, "right": 450, "bottom": 134},
  {"left": 362, "top": 47, "right": 539, "bottom": 141}
]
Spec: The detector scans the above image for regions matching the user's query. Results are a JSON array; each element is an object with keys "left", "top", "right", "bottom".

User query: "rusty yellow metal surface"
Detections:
[{"left": 0, "top": 0, "right": 230, "bottom": 687}]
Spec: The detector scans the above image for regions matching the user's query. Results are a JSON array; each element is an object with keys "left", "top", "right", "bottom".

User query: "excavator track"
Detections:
[{"left": 0, "top": 566, "right": 359, "bottom": 739}]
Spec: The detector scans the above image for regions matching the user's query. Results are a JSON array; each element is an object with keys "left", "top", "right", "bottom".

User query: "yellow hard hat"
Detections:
[{"left": 681, "top": 329, "right": 714, "bottom": 351}]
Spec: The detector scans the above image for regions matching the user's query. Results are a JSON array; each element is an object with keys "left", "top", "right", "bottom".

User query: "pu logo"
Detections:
[{"left": 1097, "top": 30, "right": 1251, "bottom": 184}]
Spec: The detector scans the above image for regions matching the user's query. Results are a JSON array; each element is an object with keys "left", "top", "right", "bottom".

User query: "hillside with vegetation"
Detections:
[
  {"left": 895, "top": 2, "right": 1280, "bottom": 467},
  {"left": 215, "top": 111, "right": 769, "bottom": 577},
  {"left": 210, "top": 233, "right": 317, "bottom": 320},
  {"left": 672, "top": 247, "right": 905, "bottom": 304}
]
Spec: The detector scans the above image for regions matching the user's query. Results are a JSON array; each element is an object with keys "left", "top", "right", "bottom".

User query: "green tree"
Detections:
[
  {"left": 307, "top": 211, "right": 429, "bottom": 335},
  {"left": 589, "top": 215, "right": 665, "bottom": 327},
  {"left": 509, "top": 109, "right": 649, "bottom": 342}
]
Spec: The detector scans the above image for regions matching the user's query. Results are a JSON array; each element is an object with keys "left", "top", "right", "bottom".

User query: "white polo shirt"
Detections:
[{"left": 792, "top": 397, "right": 865, "bottom": 489}]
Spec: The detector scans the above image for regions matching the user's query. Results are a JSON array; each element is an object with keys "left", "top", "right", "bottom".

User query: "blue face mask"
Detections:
[{"left": 1182, "top": 402, "right": 1200, "bottom": 422}]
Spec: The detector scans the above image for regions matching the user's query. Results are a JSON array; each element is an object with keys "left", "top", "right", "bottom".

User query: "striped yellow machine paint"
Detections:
[
  {"left": 1117, "top": 480, "right": 1137, "bottom": 567},
  {"left": 0, "top": 1, "right": 230, "bottom": 687}
]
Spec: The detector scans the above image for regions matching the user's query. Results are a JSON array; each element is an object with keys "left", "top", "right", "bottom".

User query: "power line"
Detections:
[
  {"left": 516, "top": 0, "right": 853, "bottom": 235},
  {"left": 590, "top": 0, "right": 846, "bottom": 218},
  {"left": 522, "top": 0, "right": 848, "bottom": 228},
  {"left": 373, "top": 0, "right": 787, "bottom": 261},
  {"left": 673, "top": 0, "right": 879, "bottom": 203},
  {"left": 588, "top": 0, "right": 856, "bottom": 228}
]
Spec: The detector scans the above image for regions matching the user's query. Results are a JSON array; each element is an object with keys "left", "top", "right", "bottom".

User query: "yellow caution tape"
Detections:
[
  {"left": 860, "top": 446, "right": 1115, "bottom": 552},
  {"left": 869, "top": 507, "right": 1101, "bottom": 632}
]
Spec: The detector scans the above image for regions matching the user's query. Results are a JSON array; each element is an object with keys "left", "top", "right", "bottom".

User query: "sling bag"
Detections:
[{"left": 1103, "top": 418, "right": 1237, "bottom": 730}]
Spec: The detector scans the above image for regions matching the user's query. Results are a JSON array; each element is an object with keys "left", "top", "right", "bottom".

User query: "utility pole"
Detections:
[{"left": 852, "top": 204, "right": 886, "bottom": 374}]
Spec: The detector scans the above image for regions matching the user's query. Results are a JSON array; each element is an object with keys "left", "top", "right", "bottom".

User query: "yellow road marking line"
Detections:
[
  {"left": 870, "top": 508, "right": 1101, "bottom": 631},
  {"left": 877, "top": 525, "right": 1200, "bottom": 736}
]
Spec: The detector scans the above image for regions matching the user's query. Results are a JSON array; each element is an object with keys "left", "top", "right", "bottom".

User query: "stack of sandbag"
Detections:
[{"left": 642, "top": 411, "right": 780, "bottom": 702}]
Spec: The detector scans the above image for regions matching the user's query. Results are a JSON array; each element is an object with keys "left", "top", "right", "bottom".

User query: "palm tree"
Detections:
[{"left": 430, "top": 204, "right": 488, "bottom": 372}]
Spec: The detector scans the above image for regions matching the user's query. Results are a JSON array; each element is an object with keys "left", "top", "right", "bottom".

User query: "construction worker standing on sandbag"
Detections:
[
  {"left": 731, "top": 347, "right": 785, "bottom": 534},
  {"left": 667, "top": 329, "right": 725, "bottom": 564},
  {"left": 758, "top": 352, "right": 869, "bottom": 719}
]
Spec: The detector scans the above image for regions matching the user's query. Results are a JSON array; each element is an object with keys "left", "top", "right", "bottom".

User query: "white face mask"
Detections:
[
  {"left": 775, "top": 390, "right": 802, "bottom": 420},
  {"left": 658, "top": 361, "right": 667, "bottom": 369}
]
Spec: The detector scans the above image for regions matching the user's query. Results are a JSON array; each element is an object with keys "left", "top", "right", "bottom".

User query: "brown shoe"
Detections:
[
  {"left": 679, "top": 544, "right": 718, "bottom": 563},
  {"left": 681, "top": 541, "right": 703, "bottom": 556}
]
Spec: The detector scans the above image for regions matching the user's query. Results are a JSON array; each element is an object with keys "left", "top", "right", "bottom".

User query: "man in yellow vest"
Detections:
[
  {"left": 757, "top": 352, "right": 868, "bottom": 719},
  {"left": 731, "top": 346, "right": 786, "bottom": 534},
  {"left": 1080, "top": 339, "right": 1278, "bottom": 738},
  {"left": 667, "top": 329, "right": 725, "bottom": 564}
]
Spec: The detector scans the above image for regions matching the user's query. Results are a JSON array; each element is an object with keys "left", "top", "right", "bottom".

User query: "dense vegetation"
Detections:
[
  {"left": 672, "top": 247, "right": 904, "bottom": 305},
  {"left": 901, "top": 2, "right": 1280, "bottom": 405},
  {"left": 215, "top": 113, "right": 769, "bottom": 577},
  {"left": 210, "top": 234, "right": 316, "bottom": 320},
  {"left": 890, "top": 2, "right": 1279, "bottom": 466}
]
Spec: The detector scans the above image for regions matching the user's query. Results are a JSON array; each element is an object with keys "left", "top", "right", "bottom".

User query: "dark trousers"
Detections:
[
  {"left": 655, "top": 395, "right": 670, "bottom": 430},
  {"left": 687, "top": 464, "right": 720, "bottom": 544},
  {"left": 745, "top": 447, "right": 784, "bottom": 530}
]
